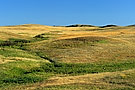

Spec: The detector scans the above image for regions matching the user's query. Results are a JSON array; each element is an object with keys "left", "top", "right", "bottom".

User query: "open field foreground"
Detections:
[{"left": 0, "top": 24, "right": 135, "bottom": 90}]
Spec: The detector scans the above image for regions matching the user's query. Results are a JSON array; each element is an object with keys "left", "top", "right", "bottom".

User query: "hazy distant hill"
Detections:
[
  {"left": 100, "top": 24, "right": 118, "bottom": 28},
  {"left": 126, "top": 24, "right": 135, "bottom": 27},
  {"left": 66, "top": 24, "right": 96, "bottom": 27}
]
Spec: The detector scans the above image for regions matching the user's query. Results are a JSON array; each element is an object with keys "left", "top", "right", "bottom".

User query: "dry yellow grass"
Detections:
[
  {"left": 3, "top": 24, "right": 132, "bottom": 63},
  {"left": 1, "top": 24, "right": 135, "bottom": 64},
  {"left": 1, "top": 24, "right": 135, "bottom": 41},
  {"left": 0, "top": 24, "right": 98, "bottom": 39}
]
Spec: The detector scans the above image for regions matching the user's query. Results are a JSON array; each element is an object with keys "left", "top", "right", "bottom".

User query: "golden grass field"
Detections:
[{"left": 0, "top": 24, "right": 135, "bottom": 90}]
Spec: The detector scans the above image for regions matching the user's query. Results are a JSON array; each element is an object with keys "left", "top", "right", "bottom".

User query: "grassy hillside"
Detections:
[{"left": 0, "top": 24, "right": 135, "bottom": 90}]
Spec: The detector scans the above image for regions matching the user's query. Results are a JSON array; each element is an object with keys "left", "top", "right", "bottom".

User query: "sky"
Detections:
[{"left": 0, "top": 0, "right": 135, "bottom": 26}]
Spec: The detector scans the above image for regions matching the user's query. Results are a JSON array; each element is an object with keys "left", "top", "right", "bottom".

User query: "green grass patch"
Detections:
[
  {"left": 0, "top": 47, "right": 42, "bottom": 60},
  {"left": 27, "top": 60, "right": 135, "bottom": 75},
  {"left": 0, "top": 61, "right": 53, "bottom": 88},
  {"left": 95, "top": 40, "right": 108, "bottom": 43},
  {"left": 2, "top": 76, "right": 43, "bottom": 84},
  {"left": 0, "top": 38, "right": 30, "bottom": 47}
]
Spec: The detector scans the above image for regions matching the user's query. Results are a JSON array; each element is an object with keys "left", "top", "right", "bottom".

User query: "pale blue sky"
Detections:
[{"left": 0, "top": 0, "right": 135, "bottom": 26}]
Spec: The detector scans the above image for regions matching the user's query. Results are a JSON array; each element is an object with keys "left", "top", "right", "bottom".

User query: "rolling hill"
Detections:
[{"left": 0, "top": 24, "right": 135, "bottom": 90}]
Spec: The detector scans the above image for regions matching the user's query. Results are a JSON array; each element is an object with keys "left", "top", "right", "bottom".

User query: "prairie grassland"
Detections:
[
  {"left": 28, "top": 35, "right": 135, "bottom": 63},
  {"left": 0, "top": 24, "right": 135, "bottom": 89}
]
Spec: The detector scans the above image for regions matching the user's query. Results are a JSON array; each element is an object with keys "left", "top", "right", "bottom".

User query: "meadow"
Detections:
[{"left": 0, "top": 24, "right": 135, "bottom": 90}]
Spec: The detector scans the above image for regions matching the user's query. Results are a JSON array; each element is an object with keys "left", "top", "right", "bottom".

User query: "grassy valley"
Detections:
[{"left": 0, "top": 24, "right": 135, "bottom": 90}]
